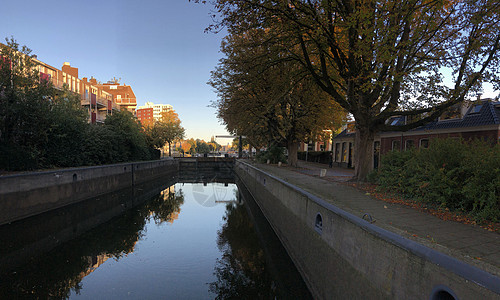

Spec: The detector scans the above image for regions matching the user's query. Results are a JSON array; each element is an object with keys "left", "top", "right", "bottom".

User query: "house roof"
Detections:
[
  {"left": 332, "top": 100, "right": 500, "bottom": 139},
  {"left": 333, "top": 129, "right": 355, "bottom": 140},
  {"left": 412, "top": 101, "right": 500, "bottom": 132}
]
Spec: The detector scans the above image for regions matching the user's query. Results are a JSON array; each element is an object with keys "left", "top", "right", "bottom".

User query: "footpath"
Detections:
[{"left": 250, "top": 160, "right": 500, "bottom": 278}]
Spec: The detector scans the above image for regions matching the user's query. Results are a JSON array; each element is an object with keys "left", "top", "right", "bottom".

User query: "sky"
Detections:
[
  {"left": 0, "top": 0, "right": 231, "bottom": 142},
  {"left": 1, "top": 1, "right": 498, "bottom": 143}
]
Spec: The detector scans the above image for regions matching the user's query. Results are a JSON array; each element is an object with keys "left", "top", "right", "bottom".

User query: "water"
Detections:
[{"left": 0, "top": 178, "right": 311, "bottom": 299}]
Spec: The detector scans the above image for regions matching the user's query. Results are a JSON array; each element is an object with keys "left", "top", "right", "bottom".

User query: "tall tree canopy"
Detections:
[
  {"left": 202, "top": 0, "right": 500, "bottom": 180},
  {"left": 210, "top": 27, "right": 346, "bottom": 166}
]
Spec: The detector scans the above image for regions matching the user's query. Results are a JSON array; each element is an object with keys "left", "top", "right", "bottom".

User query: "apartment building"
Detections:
[
  {"left": 36, "top": 59, "right": 137, "bottom": 124},
  {"left": 135, "top": 102, "right": 173, "bottom": 126},
  {"left": 136, "top": 107, "right": 154, "bottom": 127},
  {"left": 97, "top": 81, "right": 137, "bottom": 113}
]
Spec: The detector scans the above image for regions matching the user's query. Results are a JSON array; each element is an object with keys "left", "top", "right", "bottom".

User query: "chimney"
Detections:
[
  {"left": 89, "top": 76, "right": 97, "bottom": 85},
  {"left": 82, "top": 77, "right": 87, "bottom": 82}
]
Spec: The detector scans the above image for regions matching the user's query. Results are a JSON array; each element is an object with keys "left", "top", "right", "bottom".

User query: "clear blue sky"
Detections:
[
  {"left": 0, "top": 0, "right": 230, "bottom": 142},
  {"left": 2, "top": 1, "right": 497, "bottom": 143}
]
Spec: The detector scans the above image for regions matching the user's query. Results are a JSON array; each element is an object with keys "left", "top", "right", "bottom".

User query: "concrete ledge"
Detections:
[
  {"left": 235, "top": 160, "right": 500, "bottom": 299},
  {"left": 0, "top": 160, "right": 178, "bottom": 225}
]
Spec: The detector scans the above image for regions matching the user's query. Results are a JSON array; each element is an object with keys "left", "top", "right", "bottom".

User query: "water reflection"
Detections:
[
  {"left": 210, "top": 202, "right": 278, "bottom": 299},
  {"left": 0, "top": 179, "right": 309, "bottom": 299},
  {"left": 0, "top": 184, "right": 184, "bottom": 299}
]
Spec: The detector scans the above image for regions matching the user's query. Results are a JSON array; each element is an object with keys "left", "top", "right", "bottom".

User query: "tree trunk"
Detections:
[
  {"left": 353, "top": 126, "right": 375, "bottom": 182},
  {"left": 287, "top": 140, "right": 299, "bottom": 167},
  {"left": 168, "top": 142, "right": 171, "bottom": 157}
]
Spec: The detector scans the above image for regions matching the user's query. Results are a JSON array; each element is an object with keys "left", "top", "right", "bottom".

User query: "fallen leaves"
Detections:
[{"left": 344, "top": 182, "right": 499, "bottom": 233}]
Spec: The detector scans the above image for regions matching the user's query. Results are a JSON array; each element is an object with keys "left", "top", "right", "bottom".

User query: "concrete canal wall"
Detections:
[
  {"left": 235, "top": 160, "right": 500, "bottom": 300},
  {"left": 0, "top": 159, "right": 178, "bottom": 226}
]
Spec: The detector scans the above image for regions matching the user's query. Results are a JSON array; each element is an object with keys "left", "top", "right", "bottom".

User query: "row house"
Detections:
[{"left": 332, "top": 98, "right": 500, "bottom": 170}]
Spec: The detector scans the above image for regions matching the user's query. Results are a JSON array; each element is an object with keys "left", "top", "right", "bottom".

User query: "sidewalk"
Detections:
[{"left": 251, "top": 160, "right": 500, "bottom": 277}]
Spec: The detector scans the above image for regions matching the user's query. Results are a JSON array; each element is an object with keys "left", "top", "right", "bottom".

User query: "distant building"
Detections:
[
  {"left": 135, "top": 102, "right": 173, "bottom": 125},
  {"left": 135, "top": 107, "right": 154, "bottom": 127}
]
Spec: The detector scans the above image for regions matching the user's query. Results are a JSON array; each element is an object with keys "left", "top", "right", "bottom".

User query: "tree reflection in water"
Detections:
[
  {"left": 209, "top": 202, "right": 278, "bottom": 299},
  {"left": 0, "top": 185, "right": 184, "bottom": 299},
  {"left": 145, "top": 185, "right": 185, "bottom": 225}
]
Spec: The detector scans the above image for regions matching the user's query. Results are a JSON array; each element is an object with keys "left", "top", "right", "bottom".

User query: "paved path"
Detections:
[{"left": 249, "top": 160, "right": 500, "bottom": 277}]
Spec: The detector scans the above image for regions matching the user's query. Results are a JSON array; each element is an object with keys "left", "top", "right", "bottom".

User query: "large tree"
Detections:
[
  {"left": 202, "top": 0, "right": 500, "bottom": 180},
  {"left": 149, "top": 109, "right": 185, "bottom": 156},
  {"left": 210, "top": 28, "right": 346, "bottom": 166}
]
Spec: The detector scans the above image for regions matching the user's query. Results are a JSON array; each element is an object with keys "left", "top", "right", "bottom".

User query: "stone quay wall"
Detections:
[
  {"left": 0, "top": 159, "right": 178, "bottom": 226},
  {"left": 235, "top": 160, "right": 499, "bottom": 300}
]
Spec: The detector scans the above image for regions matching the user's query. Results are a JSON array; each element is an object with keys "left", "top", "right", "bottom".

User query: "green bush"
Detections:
[
  {"left": 256, "top": 144, "right": 287, "bottom": 164},
  {"left": 377, "top": 138, "right": 500, "bottom": 222}
]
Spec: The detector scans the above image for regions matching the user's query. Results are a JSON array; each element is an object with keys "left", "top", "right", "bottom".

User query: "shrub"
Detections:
[
  {"left": 377, "top": 138, "right": 500, "bottom": 222},
  {"left": 256, "top": 144, "right": 287, "bottom": 164}
]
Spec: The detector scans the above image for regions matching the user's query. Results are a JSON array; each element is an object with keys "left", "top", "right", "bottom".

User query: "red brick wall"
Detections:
[{"left": 380, "top": 130, "right": 498, "bottom": 154}]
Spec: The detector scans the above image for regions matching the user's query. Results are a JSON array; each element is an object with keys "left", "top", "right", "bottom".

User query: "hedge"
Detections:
[{"left": 372, "top": 138, "right": 500, "bottom": 222}]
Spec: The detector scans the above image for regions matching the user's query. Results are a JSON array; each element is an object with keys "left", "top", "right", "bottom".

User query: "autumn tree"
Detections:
[
  {"left": 210, "top": 29, "right": 346, "bottom": 166},
  {"left": 149, "top": 109, "right": 185, "bottom": 156},
  {"left": 204, "top": 0, "right": 500, "bottom": 180}
]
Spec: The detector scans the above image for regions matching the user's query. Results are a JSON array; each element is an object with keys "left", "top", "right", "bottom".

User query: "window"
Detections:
[
  {"left": 335, "top": 143, "right": 340, "bottom": 162},
  {"left": 392, "top": 140, "right": 401, "bottom": 151},
  {"left": 342, "top": 142, "right": 347, "bottom": 162},
  {"left": 420, "top": 139, "right": 429, "bottom": 148},
  {"left": 470, "top": 105, "right": 482, "bottom": 114},
  {"left": 405, "top": 140, "right": 415, "bottom": 150}
]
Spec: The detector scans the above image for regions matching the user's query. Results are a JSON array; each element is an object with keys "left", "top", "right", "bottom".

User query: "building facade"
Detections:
[
  {"left": 135, "top": 102, "right": 173, "bottom": 126},
  {"left": 97, "top": 82, "right": 137, "bottom": 113},
  {"left": 332, "top": 99, "right": 500, "bottom": 170}
]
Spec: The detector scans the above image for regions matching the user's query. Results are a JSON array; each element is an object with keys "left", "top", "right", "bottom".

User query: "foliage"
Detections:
[
  {"left": 195, "top": 139, "right": 211, "bottom": 154},
  {"left": 255, "top": 144, "right": 287, "bottom": 164},
  {"left": 209, "top": 27, "right": 346, "bottom": 166},
  {"left": 205, "top": 0, "right": 500, "bottom": 180},
  {"left": 375, "top": 138, "right": 500, "bottom": 222},
  {"left": 147, "top": 109, "right": 185, "bottom": 156}
]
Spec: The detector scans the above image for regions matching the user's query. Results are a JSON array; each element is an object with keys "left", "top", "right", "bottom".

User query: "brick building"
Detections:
[
  {"left": 97, "top": 82, "right": 137, "bottom": 113},
  {"left": 332, "top": 99, "right": 500, "bottom": 170},
  {"left": 135, "top": 107, "right": 154, "bottom": 127},
  {"left": 135, "top": 102, "right": 173, "bottom": 127}
]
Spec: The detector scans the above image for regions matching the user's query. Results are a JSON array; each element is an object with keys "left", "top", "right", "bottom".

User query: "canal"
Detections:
[{"left": 0, "top": 175, "right": 311, "bottom": 299}]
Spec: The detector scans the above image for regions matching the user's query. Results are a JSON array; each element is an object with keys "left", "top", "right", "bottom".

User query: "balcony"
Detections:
[{"left": 116, "top": 97, "right": 136, "bottom": 105}]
